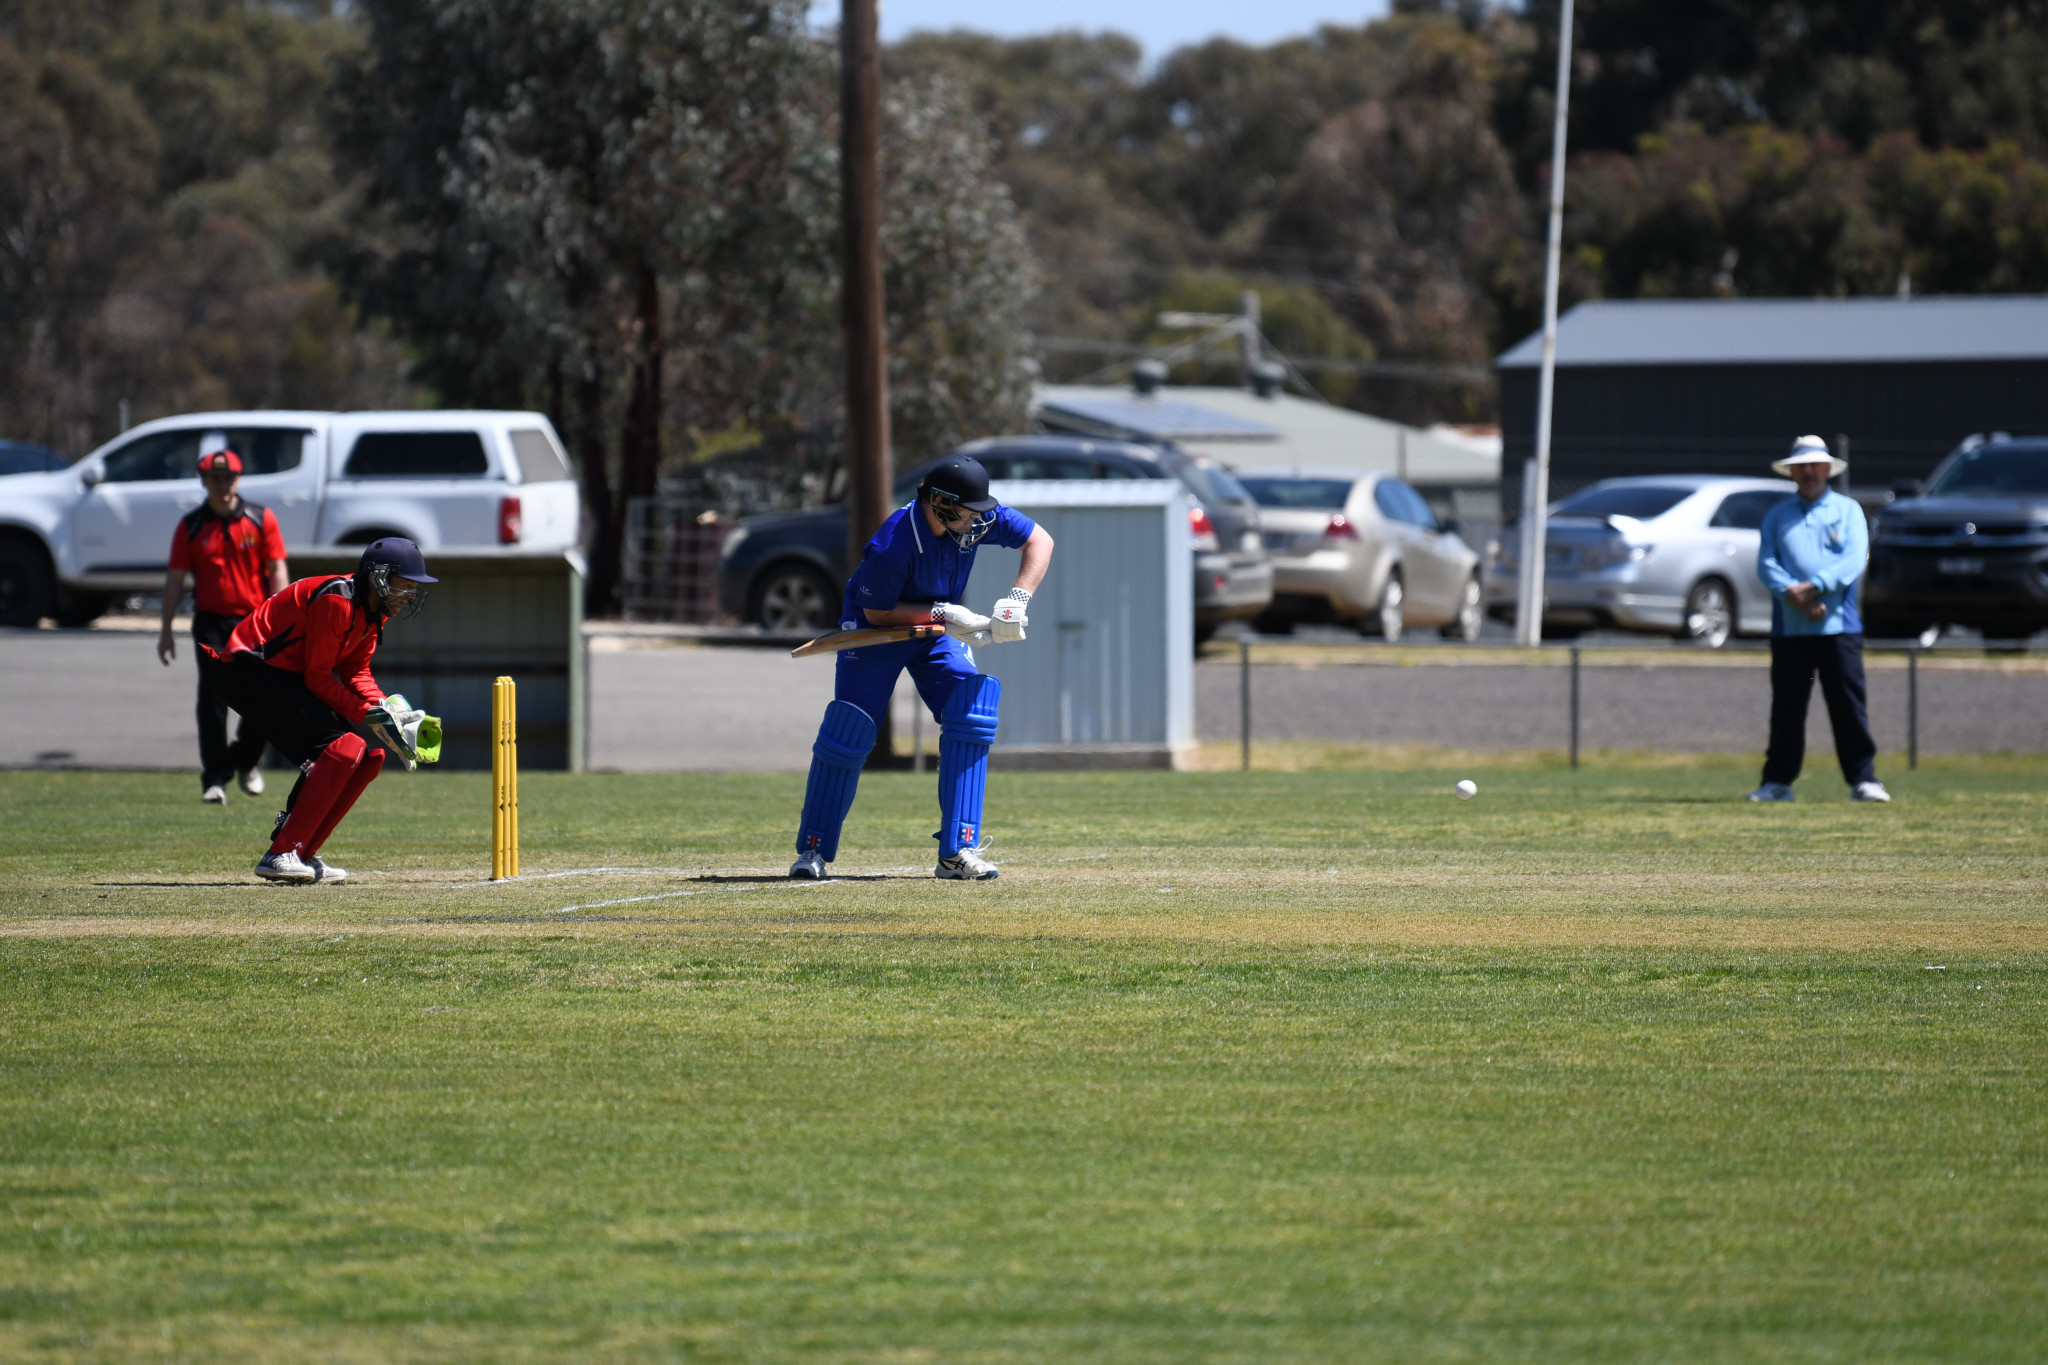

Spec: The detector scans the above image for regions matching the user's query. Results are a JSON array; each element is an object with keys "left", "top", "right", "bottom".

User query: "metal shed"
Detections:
[
  {"left": 290, "top": 549, "right": 587, "bottom": 771},
  {"left": 959, "top": 481, "right": 1194, "bottom": 769},
  {"left": 1497, "top": 296, "right": 2048, "bottom": 511}
]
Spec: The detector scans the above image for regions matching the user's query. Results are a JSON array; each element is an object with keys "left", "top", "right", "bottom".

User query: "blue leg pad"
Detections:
[
  {"left": 796, "top": 700, "right": 876, "bottom": 862},
  {"left": 937, "top": 674, "right": 1001, "bottom": 857}
]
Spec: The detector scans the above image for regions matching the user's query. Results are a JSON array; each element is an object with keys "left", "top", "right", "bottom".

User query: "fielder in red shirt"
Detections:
[
  {"left": 156, "top": 449, "right": 289, "bottom": 802},
  {"left": 206, "top": 538, "right": 439, "bottom": 884}
]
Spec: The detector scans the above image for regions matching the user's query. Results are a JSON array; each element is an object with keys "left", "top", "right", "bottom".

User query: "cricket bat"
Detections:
[{"left": 790, "top": 622, "right": 947, "bottom": 658}]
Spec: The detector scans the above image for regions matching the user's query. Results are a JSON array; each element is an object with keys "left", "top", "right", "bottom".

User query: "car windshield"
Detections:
[
  {"left": 1175, "top": 459, "right": 1254, "bottom": 507},
  {"left": 1239, "top": 477, "right": 1355, "bottom": 509},
  {"left": 1553, "top": 483, "right": 1696, "bottom": 520},
  {"left": 1925, "top": 444, "right": 2048, "bottom": 497}
]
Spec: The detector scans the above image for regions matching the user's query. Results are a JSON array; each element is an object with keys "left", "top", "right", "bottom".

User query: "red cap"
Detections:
[{"left": 197, "top": 449, "right": 242, "bottom": 475}]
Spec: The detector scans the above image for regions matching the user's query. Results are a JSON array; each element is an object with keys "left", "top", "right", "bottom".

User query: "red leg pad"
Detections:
[
  {"left": 304, "top": 748, "right": 384, "bottom": 857},
  {"left": 270, "top": 733, "right": 366, "bottom": 856}
]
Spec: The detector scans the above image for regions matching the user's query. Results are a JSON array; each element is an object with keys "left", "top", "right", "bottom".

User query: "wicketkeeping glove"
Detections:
[
  {"left": 931, "top": 602, "right": 993, "bottom": 646},
  {"left": 363, "top": 693, "right": 441, "bottom": 771},
  {"left": 990, "top": 587, "right": 1030, "bottom": 643}
]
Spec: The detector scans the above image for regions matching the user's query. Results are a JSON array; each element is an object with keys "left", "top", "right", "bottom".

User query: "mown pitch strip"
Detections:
[{"left": 2, "top": 763, "right": 2044, "bottom": 1361}]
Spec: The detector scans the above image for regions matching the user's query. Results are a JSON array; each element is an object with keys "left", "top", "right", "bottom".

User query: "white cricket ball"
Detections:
[{"left": 1455, "top": 779, "right": 1477, "bottom": 800}]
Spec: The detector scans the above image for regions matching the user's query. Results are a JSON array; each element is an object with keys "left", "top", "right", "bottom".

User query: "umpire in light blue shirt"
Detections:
[{"left": 1749, "top": 435, "right": 1890, "bottom": 804}]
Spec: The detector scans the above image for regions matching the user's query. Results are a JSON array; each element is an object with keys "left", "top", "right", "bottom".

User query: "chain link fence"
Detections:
[{"left": 621, "top": 498, "right": 727, "bottom": 624}]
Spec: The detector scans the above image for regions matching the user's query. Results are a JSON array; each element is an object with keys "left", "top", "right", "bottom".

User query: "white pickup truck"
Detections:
[{"left": 0, "top": 409, "right": 581, "bottom": 626}]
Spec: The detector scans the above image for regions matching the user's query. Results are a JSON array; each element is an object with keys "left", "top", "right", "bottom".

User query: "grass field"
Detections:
[{"left": 2, "top": 757, "right": 2045, "bottom": 1362}]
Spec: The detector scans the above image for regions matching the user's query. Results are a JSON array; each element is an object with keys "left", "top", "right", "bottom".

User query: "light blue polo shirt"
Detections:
[{"left": 1757, "top": 489, "right": 1867, "bottom": 636}]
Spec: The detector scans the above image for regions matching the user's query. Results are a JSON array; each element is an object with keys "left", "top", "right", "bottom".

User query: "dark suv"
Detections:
[
  {"left": 1863, "top": 434, "right": 2048, "bottom": 645},
  {"left": 717, "top": 434, "right": 1273, "bottom": 636}
]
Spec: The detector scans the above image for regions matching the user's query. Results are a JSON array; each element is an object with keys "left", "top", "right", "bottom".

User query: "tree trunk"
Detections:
[
  {"left": 624, "top": 264, "right": 662, "bottom": 507},
  {"left": 577, "top": 353, "right": 615, "bottom": 613},
  {"left": 599, "top": 264, "right": 663, "bottom": 616}
]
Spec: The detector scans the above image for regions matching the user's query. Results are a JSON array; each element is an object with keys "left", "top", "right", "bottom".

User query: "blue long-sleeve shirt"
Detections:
[{"left": 1757, "top": 489, "right": 1867, "bottom": 636}]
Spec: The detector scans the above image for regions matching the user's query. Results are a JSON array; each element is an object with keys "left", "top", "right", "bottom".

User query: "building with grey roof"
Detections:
[{"left": 1497, "top": 295, "right": 2048, "bottom": 509}]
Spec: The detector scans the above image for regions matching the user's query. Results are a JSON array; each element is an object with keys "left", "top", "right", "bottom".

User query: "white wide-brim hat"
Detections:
[{"left": 1772, "top": 434, "right": 1847, "bottom": 478}]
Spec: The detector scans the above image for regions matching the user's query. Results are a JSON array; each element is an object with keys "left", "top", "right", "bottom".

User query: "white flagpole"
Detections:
[{"left": 1516, "top": 0, "right": 1575, "bottom": 648}]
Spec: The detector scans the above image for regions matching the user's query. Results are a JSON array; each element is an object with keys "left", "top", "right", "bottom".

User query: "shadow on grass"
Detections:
[{"left": 93, "top": 881, "right": 272, "bottom": 888}]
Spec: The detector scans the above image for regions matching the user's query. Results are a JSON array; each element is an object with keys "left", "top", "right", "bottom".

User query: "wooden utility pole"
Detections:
[
  {"left": 840, "top": 0, "right": 891, "bottom": 574},
  {"left": 841, "top": 0, "right": 897, "bottom": 767}
]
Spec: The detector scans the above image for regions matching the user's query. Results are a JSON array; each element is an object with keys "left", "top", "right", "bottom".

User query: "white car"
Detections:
[
  {"left": 1484, "top": 475, "right": 1796, "bottom": 646},
  {"left": 0, "top": 410, "right": 580, "bottom": 625}
]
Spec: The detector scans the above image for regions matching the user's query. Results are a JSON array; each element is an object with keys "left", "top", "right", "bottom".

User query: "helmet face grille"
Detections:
[
  {"left": 927, "top": 487, "right": 995, "bottom": 548},
  {"left": 367, "top": 563, "right": 429, "bottom": 621},
  {"left": 952, "top": 513, "right": 994, "bottom": 549}
]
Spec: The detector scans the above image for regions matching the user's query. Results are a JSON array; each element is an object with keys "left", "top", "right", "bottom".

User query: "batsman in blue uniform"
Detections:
[{"left": 791, "top": 454, "right": 1054, "bottom": 881}]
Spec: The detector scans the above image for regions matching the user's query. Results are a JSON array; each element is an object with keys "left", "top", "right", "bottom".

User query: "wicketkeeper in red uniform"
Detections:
[
  {"left": 205, "top": 538, "right": 440, "bottom": 883},
  {"left": 156, "top": 449, "right": 289, "bottom": 802}
]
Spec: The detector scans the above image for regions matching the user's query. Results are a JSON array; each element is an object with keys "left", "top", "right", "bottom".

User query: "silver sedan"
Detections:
[
  {"left": 1483, "top": 475, "right": 1796, "bottom": 646},
  {"left": 1241, "top": 469, "right": 1483, "bottom": 640}
]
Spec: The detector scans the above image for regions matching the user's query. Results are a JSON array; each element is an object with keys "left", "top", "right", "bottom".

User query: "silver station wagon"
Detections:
[
  {"left": 1484, "top": 475, "right": 1797, "bottom": 646},
  {"left": 1240, "top": 469, "right": 1483, "bottom": 641}
]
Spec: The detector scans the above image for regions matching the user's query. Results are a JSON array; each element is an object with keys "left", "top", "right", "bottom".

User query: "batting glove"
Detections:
[
  {"left": 931, "top": 602, "right": 993, "bottom": 645},
  {"left": 990, "top": 586, "right": 1030, "bottom": 643}
]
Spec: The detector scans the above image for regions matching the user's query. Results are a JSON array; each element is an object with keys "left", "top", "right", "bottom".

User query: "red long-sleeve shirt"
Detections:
[{"left": 212, "top": 575, "right": 385, "bottom": 723}]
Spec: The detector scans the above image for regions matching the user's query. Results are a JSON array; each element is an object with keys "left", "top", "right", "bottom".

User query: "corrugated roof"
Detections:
[
  {"left": 1032, "top": 391, "right": 1280, "bottom": 441},
  {"left": 1034, "top": 385, "right": 1498, "bottom": 484},
  {"left": 1496, "top": 295, "right": 2048, "bottom": 368}
]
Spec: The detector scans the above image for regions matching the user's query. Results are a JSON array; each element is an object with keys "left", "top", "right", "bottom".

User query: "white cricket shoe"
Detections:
[
  {"left": 202, "top": 784, "right": 227, "bottom": 804},
  {"left": 936, "top": 845, "right": 999, "bottom": 880},
  {"left": 790, "top": 849, "right": 827, "bottom": 879},
  {"left": 254, "top": 850, "right": 316, "bottom": 883},
  {"left": 1746, "top": 783, "right": 1795, "bottom": 803},
  {"left": 1852, "top": 781, "right": 1892, "bottom": 803},
  {"left": 238, "top": 768, "right": 265, "bottom": 796},
  {"left": 307, "top": 855, "right": 348, "bottom": 883}
]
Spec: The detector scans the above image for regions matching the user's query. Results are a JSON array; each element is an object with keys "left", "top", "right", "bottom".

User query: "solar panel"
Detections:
[{"left": 1036, "top": 393, "right": 1279, "bottom": 442}]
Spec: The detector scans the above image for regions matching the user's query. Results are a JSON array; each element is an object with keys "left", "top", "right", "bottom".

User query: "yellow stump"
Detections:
[{"left": 491, "top": 675, "right": 519, "bottom": 880}]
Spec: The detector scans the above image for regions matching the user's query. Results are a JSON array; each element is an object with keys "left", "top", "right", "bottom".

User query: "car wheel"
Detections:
[
  {"left": 52, "top": 588, "right": 113, "bottom": 628},
  {"left": 336, "top": 527, "right": 407, "bottom": 546},
  {"left": 749, "top": 562, "right": 838, "bottom": 632},
  {"left": 1866, "top": 615, "right": 1935, "bottom": 646},
  {"left": 1372, "top": 573, "right": 1404, "bottom": 642},
  {"left": 1440, "top": 575, "right": 1483, "bottom": 642},
  {"left": 0, "top": 537, "right": 55, "bottom": 628},
  {"left": 1682, "top": 577, "right": 1734, "bottom": 648}
]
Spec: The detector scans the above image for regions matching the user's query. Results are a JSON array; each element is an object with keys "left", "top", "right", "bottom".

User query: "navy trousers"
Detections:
[{"left": 1763, "top": 634, "right": 1878, "bottom": 787}]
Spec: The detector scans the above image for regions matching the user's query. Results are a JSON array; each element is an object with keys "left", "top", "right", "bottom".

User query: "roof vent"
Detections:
[
  {"left": 1250, "top": 361, "right": 1285, "bottom": 399},
  {"left": 1132, "top": 359, "right": 1167, "bottom": 395}
]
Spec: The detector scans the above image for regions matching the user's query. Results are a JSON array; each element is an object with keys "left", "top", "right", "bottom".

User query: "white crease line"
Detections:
[
  {"left": 449, "top": 866, "right": 717, "bottom": 889},
  {"left": 554, "top": 879, "right": 834, "bottom": 914}
]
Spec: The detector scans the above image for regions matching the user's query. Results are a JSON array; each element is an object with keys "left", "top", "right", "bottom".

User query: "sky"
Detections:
[{"left": 810, "top": 1, "right": 1395, "bottom": 64}]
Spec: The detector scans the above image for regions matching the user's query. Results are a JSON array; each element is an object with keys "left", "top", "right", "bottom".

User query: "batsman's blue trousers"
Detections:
[{"left": 834, "top": 633, "right": 981, "bottom": 725}]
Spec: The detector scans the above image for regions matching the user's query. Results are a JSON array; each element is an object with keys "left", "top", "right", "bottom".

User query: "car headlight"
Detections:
[{"left": 719, "top": 525, "right": 750, "bottom": 559}]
